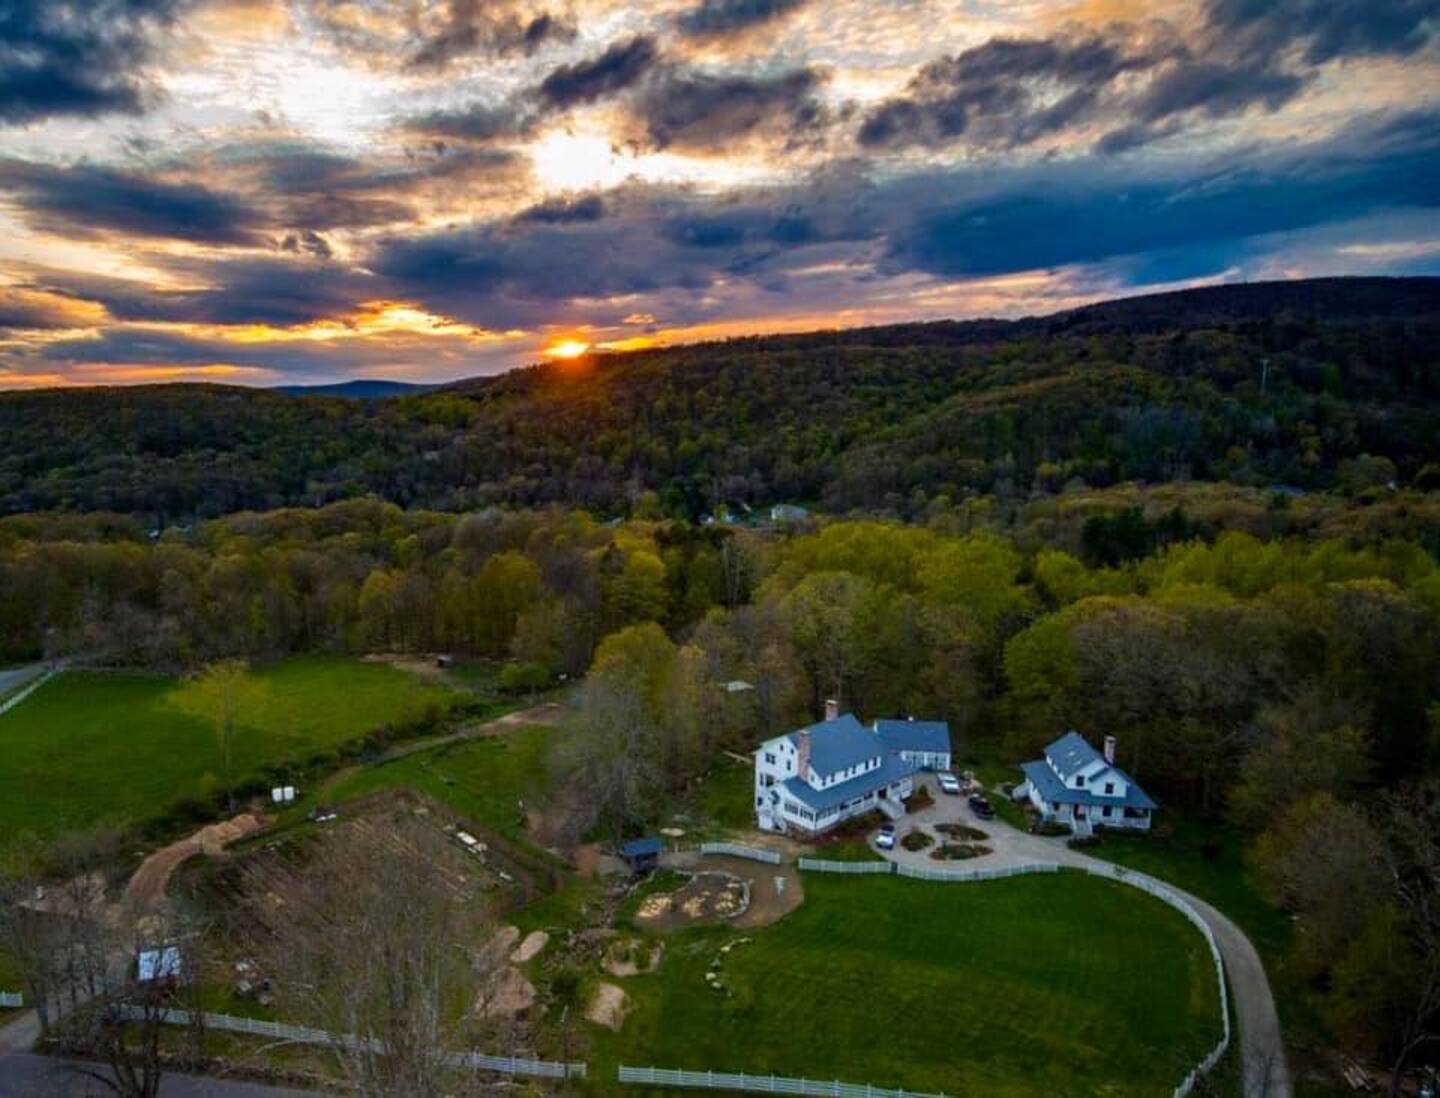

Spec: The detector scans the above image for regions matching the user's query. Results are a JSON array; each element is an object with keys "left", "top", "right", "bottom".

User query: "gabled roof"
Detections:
[
  {"left": 1020, "top": 760, "right": 1157, "bottom": 810},
  {"left": 621, "top": 837, "right": 662, "bottom": 858},
  {"left": 783, "top": 753, "right": 921, "bottom": 812},
  {"left": 1045, "top": 730, "right": 1104, "bottom": 780},
  {"left": 874, "top": 719, "right": 951, "bottom": 756},
  {"left": 788, "top": 713, "right": 881, "bottom": 777}
]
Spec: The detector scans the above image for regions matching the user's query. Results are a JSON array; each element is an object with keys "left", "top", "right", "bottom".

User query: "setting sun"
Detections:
[{"left": 543, "top": 339, "right": 592, "bottom": 360}]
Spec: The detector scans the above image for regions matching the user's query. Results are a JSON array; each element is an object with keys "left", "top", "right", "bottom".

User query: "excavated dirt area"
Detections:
[{"left": 125, "top": 812, "right": 268, "bottom": 911}]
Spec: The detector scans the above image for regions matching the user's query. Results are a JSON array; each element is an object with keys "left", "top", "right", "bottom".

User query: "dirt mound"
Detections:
[
  {"left": 634, "top": 872, "right": 749, "bottom": 930},
  {"left": 481, "top": 926, "right": 522, "bottom": 967},
  {"left": 510, "top": 930, "right": 548, "bottom": 963},
  {"left": 125, "top": 812, "right": 267, "bottom": 911},
  {"left": 477, "top": 966, "right": 536, "bottom": 1018},
  {"left": 585, "top": 982, "right": 629, "bottom": 1031}
]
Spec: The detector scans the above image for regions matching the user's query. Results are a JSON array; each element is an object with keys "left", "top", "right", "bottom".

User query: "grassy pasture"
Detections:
[
  {"left": 0, "top": 656, "right": 460, "bottom": 844},
  {"left": 587, "top": 871, "right": 1222, "bottom": 1095}
]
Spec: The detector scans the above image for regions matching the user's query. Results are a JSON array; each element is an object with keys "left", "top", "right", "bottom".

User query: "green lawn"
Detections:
[
  {"left": 0, "top": 657, "right": 461, "bottom": 845},
  {"left": 317, "top": 723, "right": 556, "bottom": 847},
  {"left": 588, "top": 871, "right": 1222, "bottom": 1095}
]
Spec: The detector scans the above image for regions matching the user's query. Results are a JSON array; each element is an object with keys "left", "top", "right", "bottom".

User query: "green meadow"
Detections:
[{"left": 0, "top": 656, "right": 460, "bottom": 844}]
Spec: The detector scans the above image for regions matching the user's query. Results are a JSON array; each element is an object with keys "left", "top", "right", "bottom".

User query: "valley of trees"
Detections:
[
  {"left": 2, "top": 496, "right": 1438, "bottom": 1069},
  {"left": 2, "top": 278, "right": 1437, "bottom": 521}
]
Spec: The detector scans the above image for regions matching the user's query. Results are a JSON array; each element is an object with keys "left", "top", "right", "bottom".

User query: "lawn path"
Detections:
[
  {"left": 876, "top": 778, "right": 1292, "bottom": 1098},
  {"left": 313, "top": 699, "right": 570, "bottom": 802}
]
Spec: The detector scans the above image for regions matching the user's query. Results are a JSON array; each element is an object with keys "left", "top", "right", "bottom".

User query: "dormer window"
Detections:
[
  {"left": 1105, "top": 782, "right": 1115, "bottom": 795},
  {"left": 1074, "top": 775, "right": 1085, "bottom": 787}
]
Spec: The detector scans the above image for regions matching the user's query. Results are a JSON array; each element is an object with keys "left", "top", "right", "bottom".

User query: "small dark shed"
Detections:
[{"left": 620, "top": 837, "right": 662, "bottom": 874}]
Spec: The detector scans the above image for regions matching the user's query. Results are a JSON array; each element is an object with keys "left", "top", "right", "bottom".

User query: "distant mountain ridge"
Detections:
[
  {"left": 1, "top": 276, "right": 1437, "bottom": 519},
  {"left": 273, "top": 379, "right": 435, "bottom": 398}
]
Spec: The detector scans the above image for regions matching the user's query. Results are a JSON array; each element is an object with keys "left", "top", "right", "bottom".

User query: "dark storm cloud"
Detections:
[
  {"left": 408, "top": 2, "right": 577, "bottom": 70},
  {"left": 675, "top": 0, "right": 809, "bottom": 39},
  {"left": 882, "top": 107, "right": 1440, "bottom": 279},
  {"left": 860, "top": 0, "right": 1440, "bottom": 155},
  {"left": 0, "top": 158, "right": 262, "bottom": 243},
  {"left": 858, "top": 32, "right": 1171, "bottom": 150},
  {"left": 293, "top": 1, "right": 575, "bottom": 72},
  {"left": 35, "top": 257, "right": 379, "bottom": 328},
  {"left": 0, "top": 0, "right": 186, "bottom": 126},
  {"left": 403, "top": 101, "right": 536, "bottom": 143},
  {"left": 535, "top": 35, "right": 659, "bottom": 109},
  {"left": 1205, "top": 0, "right": 1440, "bottom": 65},
  {"left": 629, "top": 67, "right": 828, "bottom": 152},
  {"left": 517, "top": 193, "right": 605, "bottom": 222}
]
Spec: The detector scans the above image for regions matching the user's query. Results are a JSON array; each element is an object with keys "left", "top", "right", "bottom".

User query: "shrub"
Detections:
[
  {"left": 907, "top": 786, "right": 934, "bottom": 811},
  {"left": 499, "top": 661, "right": 551, "bottom": 694},
  {"left": 1067, "top": 834, "right": 1103, "bottom": 849},
  {"left": 1033, "top": 820, "right": 1070, "bottom": 837},
  {"left": 901, "top": 829, "right": 934, "bottom": 852},
  {"left": 930, "top": 842, "right": 992, "bottom": 861}
]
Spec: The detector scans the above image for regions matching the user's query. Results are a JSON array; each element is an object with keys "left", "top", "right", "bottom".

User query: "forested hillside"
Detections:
[{"left": 2, "top": 277, "right": 1437, "bottom": 519}]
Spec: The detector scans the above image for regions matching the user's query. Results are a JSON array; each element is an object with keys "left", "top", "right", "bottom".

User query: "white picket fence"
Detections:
[
  {"left": 1073, "top": 864, "right": 1231, "bottom": 1098},
  {"left": 619, "top": 1065, "right": 947, "bottom": 1098},
  {"left": 796, "top": 858, "right": 893, "bottom": 874},
  {"left": 895, "top": 862, "right": 1059, "bottom": 883},
  {"left": 118, "top": 1006, "right": 586, "bottom": 1079},
  {"left": 0, "top": 991, "right": 22, "bottom": 1008},
  {"left": 700, "top": 843, "right": 782, "bottom": 865}
]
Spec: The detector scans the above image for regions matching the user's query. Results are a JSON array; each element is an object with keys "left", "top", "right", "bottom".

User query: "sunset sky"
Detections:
[{"left": 0, "top": 0, "right": 1437, "bottom": 389}]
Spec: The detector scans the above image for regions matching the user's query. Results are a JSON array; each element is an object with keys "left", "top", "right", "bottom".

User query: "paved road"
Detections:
[
  {"left": 876, "top": 777, "right": 1292, "bottom": 1098},
  {"left": 0, "top": 1054, "right": 318, "bottom": 1096}
]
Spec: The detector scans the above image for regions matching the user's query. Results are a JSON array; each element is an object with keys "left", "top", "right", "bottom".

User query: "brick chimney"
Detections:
[
  {"left": 1103, "top": 735, "right": 1117, "bottom": 765},
  {"left": 824, "top": 698, "right": 840, "bottom": 722},
  {"left": 795, "top": 731, "right": 812, "bottom": 780}
]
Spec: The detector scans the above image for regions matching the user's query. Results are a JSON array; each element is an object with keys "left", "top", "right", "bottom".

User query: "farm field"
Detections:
[
  {"left": 0, "top": 656, "right": 461, "bottom": 845},
  {"left": 587, "top": 871, "right": 1222, "bottom": 1095}
]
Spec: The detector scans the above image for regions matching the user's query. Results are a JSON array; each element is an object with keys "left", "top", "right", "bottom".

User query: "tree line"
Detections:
[{"left": 2, "top": 278, "right": 1437, "bottom": 522}]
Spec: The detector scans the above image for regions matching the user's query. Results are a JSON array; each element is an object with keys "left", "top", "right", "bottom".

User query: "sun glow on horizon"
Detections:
[{"left": 543, "top": 338, "right": 592, "bottom": 360}]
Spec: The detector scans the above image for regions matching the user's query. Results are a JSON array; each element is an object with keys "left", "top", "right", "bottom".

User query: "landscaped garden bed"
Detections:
[
  {"left": 900, "top": 828, "right": 934, "bottom": 851},
  {"left": 930, "top": 842, "right": 992, "bottom": 860}
]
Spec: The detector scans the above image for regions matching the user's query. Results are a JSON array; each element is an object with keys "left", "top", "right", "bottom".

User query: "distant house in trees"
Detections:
[
  {"left": 769, "top": 504, "right": 809, "bottom": 523},
  {"left": 753, "top": 702, "right": 951, "bottom": 835},
  {"left": 1015, "top": 731, "right": 1157, "bottom": 836}
]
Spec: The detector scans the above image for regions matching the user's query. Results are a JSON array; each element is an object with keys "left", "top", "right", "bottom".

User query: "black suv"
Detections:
[{"left": 968, "top": 795, "right": 995, "bottom": 820}]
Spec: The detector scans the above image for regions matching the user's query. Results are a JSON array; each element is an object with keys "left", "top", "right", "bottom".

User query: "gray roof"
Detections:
[
  {"left": 874, "top": 719, "right": 951, "bottom": 756},
  {"left": 1045, "top": 730, "right": 1103, "bottom": 780},
  {"left": 1020, "top": 760, "right": 1157, "bottom": 810},
  {"left": 783, "top": 753, "right": 921, "bottom": 812},
  {"left": 788, "top": 713, "right": 882, "bottom": 778}
]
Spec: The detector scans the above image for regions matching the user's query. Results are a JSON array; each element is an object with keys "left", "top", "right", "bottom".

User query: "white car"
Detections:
[
  {"left": 875, "top": 824, "right": 896, "bottom": 850},
  {"left": 937, "top": 773, "right": 961, "bottom": 795}
]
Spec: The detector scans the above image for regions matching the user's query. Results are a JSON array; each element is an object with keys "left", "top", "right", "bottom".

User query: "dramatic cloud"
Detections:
[
  {"left": 0, "top": 0, "right": 1437, "bottom": 387},
  {"left": 0, "top": 159, "right": 262, "bottom": 243},
  {"left": 675, "top": 0, "right": 809, "bottom": 39},
  {"left": 535, "top": 35, "right": 660, "bottom": 110},
  {"left": 0, "top": 0, "right": 187, "bottom": 125},
  {"left": 628, "top": 66, "right": 829, "bottom": 152},
  {"left": 860, "top": 0, "right": 1440, "bottom": 155},
  {"left": 292, "top": 0, "right": 575, "bottom": 71}
]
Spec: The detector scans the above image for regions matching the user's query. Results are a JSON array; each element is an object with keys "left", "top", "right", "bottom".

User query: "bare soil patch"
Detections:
[
  {"left": 511, "top": 930, "right": 548, "bottom": 963},
  {"left": 585, "top": 982, "right": 629, "bottom": 1031},
  {"left": 125, "top": 812, "right": 268, "bottom": 911},
  {"left": 476, "top": 966, "right": 536, "bottom": 1019}
]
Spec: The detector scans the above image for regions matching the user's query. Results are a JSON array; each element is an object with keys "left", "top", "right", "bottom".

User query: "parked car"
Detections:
[
  {"left": 875, "top": 823, "right": 897, "bottom": 850},
  {"left": 968, "top": 795, "right": 995, "bottom": 820},
  {"left": 937, "top": 772, "right": 961, "bottom": 795}
]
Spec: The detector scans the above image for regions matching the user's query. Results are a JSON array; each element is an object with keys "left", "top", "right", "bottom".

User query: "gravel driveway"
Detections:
[{"left": 868, "top": 776, "right": 1292, "bottom": 1098}]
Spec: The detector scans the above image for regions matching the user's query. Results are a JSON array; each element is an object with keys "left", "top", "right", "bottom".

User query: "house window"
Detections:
[
  {"left": 756, "top": 796, "right": 763, "bottom": 806},
  {"left": 1103, "top": 806, "right": 1112, "bottom": 818},
  {"left": 1074, "top": 776, "right": 1085, "bottom": 787},
  {"left": 764, "top": 753, "right": 776, "bottom": 765},
  {"left": 1105, "top": 782, "right": 1114, "bottom": 795}
]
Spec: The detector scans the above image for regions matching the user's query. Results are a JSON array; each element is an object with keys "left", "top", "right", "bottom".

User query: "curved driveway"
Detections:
[{"left": 876, "top": 779, "right": 1292, "bottom": 1098}]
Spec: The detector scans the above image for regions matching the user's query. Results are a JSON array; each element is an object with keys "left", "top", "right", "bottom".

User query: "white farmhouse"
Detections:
[
  {"left": 754, "top": 703, "right": 950, "bottom": 835},
  {"left": 1015, "top": 731, "right": 1157, "bottom": 836}
]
